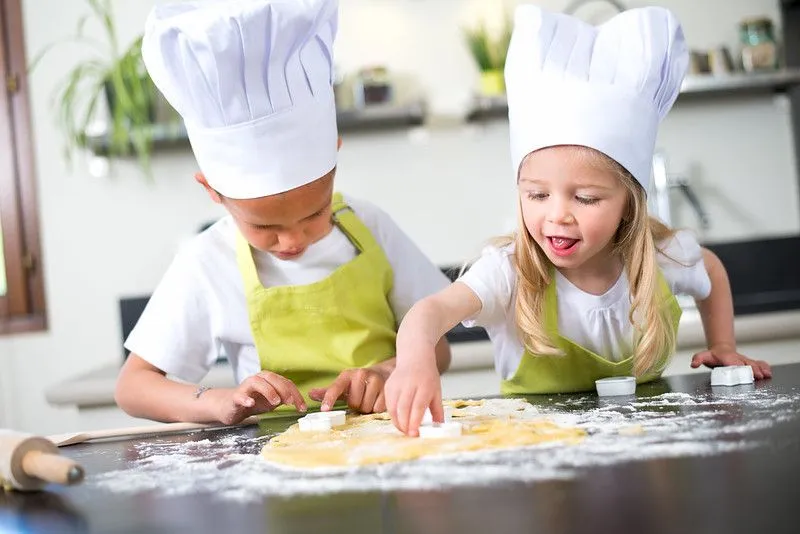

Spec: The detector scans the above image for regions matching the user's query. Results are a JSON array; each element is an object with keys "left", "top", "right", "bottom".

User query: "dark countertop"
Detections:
[{"left": 4, "top": 363, "right": 800, "bottom": 534}]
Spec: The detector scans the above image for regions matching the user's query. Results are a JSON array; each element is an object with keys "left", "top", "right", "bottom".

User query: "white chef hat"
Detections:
[
  {"left": 142, "top": 0, "right": 339, "bottom": 199},
  {"left": 505, "top": 6, "right": 688, "bottom": 192}
]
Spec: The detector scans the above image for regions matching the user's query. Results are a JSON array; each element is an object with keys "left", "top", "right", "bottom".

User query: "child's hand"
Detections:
[
  {"left": 216, "top": 371, "right": 306, "bottom": 425},
  {"left": 690, "top": 346, "right": 772, "bottom": 380},
  {"left": 309, "top": 363, "right": 392, "bottom": 414},
  {"left": 385, "top": 360, "right": 443, "bottom": 437}
]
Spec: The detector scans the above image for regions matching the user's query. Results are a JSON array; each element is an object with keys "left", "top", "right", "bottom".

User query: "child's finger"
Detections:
[
  {"left": 249, "top": 378, "right": 282, "bottom": 407},
  {"left": 748, "top": 359, "right": 769, "bottom": 380},
  {"left": 690, "top": 351, "right": 714, "bottom": 368},
  {"left": 394, "top": 387, "right": 415, "bottom": 434},
  {"left": 429, "top": 397, "right": 445, "bottom": 423},
  {"left": 321, "top": 374, "right": 350, "bottom": 411},
  {"left": 385, "top": 387, "right": 398, "bottom": 421},
  {"left": 271, "top": 376, "right": 306, "bottom": 412},
  {"left": 308, "top": 388, "right": 326, "bottom": 401},
  {"left": 374, "top": 391, "right": 386, "bottom": 414},
  {"left": 407, "top": 392, "right": 430, "bottom": 437},
  {"left": 384, "top": 380, "right": 399, "bottom": 417},
  {"left": 359, "top": 378, "right": 382, "bottom": 413},
  {"left": 233, "top": 391, "right": 256, "bottom": 408},
  {"left": 347, "top": 375, "right": 368, "bottom": 411}
]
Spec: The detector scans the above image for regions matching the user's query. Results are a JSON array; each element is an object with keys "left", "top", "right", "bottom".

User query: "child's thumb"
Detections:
[{"left": 690, "top": 351, "right": 713, "bottom": 368}]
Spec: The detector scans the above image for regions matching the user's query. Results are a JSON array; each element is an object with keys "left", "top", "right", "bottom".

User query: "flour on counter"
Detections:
[{"left": 92, "top": 388, "right": 800, "bottom": 500}]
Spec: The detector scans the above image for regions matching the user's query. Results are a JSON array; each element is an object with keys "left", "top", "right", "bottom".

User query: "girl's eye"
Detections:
[
  {"left": 526, "top": 192, "right": 548, "bottom": 201},
  {"left": 576, "top": 196, "right": 599, "bottom": 205}
]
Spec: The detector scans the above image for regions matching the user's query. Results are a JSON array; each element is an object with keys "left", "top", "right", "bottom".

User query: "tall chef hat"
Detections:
[
  {"left": 505, "top": 6, "right": 688, "bottom": 192},
  {"left": 142, "top": 0, "right": 339, "bottom": 198}
]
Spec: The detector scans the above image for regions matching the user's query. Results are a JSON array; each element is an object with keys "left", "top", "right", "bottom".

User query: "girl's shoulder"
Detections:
[
  {"left": 459, "top": 242, "right": 516, "bottom": 288},
  {"left": 466, "top": 242, "right": 516, "bottom": 272},
  {"left": 656, "top": 229, "right": 704, "bottom": 267},
  {"left": 655, "top": 229, "right": 712, "bottom": 299}
]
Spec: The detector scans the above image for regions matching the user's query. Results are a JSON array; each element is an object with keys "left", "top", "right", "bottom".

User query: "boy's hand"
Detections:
[
  {"left": 690, "top": 346, "right": 772, "bottom": 380},
  {"left": 385, "top": 359, "right": 443, "bottom": 437},
  {"left": 309, "top": 361, "right": 394, "bottom": 414},
  {"left": 214, "top": 371, "right": 306, "bottom": 425}
]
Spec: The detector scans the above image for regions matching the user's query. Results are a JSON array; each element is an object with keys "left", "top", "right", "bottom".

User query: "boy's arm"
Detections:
[
  {"left": 691, "top": 248, "right": 772, "bottom": 379},
  {"left": 116, "top": 354, "right": 307, "bottom": 424},
  {"left": 115, "top": 354, "right": 223, "bottom": 423}
]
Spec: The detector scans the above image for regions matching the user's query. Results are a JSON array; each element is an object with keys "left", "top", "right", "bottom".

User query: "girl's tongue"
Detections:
[{"left": 549, "top": 237, "right": 578, "bottom": 250}]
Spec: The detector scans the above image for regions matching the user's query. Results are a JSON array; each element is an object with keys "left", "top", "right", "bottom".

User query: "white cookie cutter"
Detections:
[
  {"left": 419, "top": 421, "right": 462, "bottom": 439},
  {"left": 297, "top": 410, "right": 347, "bottom": 432},
  {"left": 710, "top": 365, "right": 754, "bottom": 386},
  {"left": 422, "top": 406, "right": 453, "bottom": 424},
  {"left": 595, "top": 376, "right": 636, "bottom": 397}
]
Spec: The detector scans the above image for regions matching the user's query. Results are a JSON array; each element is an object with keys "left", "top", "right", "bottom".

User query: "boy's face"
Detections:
[{"left": 198, "top": 170, "right": 335, "bottom": 260}]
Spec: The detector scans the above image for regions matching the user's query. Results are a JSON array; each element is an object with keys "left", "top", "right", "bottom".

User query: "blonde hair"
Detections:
[{"left": 508, "top": 147, "right": 677, "bottom": 377}]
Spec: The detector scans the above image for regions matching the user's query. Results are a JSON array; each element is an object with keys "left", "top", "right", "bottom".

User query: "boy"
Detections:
[{"left": 115, "top": 0, "right": 451, "bottom": 425}]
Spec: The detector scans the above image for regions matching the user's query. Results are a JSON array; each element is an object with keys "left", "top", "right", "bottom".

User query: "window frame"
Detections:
[{"left": 0, "top": 0, "right": 46, "bottom": 335}]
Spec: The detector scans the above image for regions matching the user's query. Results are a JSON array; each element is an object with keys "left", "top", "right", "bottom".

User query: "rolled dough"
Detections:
[{"left": 261, "top": 399, "right": 585, "bottom": 468}]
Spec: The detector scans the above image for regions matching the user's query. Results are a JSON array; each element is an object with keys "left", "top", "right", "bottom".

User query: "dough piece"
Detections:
[{"left": 262, "top": 399, "right": 585, "bottom": 468}]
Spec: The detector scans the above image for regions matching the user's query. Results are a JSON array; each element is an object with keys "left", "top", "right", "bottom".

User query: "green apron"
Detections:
[
  {"left": 236, "top": 193, "right": 397, "bottom": 406},
  {"left": 501, "top": 272, "right": 682, "bottom": 395}
]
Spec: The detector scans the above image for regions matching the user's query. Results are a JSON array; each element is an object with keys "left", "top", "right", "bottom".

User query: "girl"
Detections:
[{"left": 385, "top": 6, "right": 771, "bottom": 436}]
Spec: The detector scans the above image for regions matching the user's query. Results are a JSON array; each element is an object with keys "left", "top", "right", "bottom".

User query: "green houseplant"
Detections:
[
  {"left": 464, "top": 13, "right": 513, "bottom": 96},
  {"left": 31, "top": 0, "right": 170, "bottom": 177}
]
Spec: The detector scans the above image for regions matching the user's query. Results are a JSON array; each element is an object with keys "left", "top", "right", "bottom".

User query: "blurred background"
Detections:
[{"left": 1, "top": 0, "right": 799, "bottom": 435}]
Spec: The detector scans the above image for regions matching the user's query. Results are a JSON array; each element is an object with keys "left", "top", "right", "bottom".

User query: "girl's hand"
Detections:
[
  {"left": 214, "top": 371, "right": 306, "bottom": 425},
  {"left": 690, "top": 346, "right": 772, "bottom": 380},
  {"left": 385, "top": 356, "right": 444, "bottom": 437},
  {"left": 309, "top": 362, "right": 393, "bottom": 414}
]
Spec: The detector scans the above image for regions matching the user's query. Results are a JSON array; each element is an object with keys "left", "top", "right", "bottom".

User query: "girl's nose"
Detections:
[{"left": 546, "top": 199, "right": 575, "bottom": 225}]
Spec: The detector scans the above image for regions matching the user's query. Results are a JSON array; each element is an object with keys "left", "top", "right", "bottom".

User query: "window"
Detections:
[{"left": 0, "top": 0, "right": 46, "bottom": 334}]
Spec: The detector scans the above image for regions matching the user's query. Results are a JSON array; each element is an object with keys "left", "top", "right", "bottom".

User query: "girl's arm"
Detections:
[
  {"left": 385, "top": 282, "right": 482, "bottom": 436},
  {"left": 691, "top": 248, "right": 772, "bottom": 379}
]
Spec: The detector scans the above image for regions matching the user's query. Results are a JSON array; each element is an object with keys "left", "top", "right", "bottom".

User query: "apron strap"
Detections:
[
  {"left": 331, "top": 192, "right": 380, "bottom": 254},
  {"left": 236, "top": 230, "right": 263, "bottom": 295},
  {"left": 543, "top": 271, "right": 559, "bottom": 335},
  {"left": 236, "top": 192, "right": 381, "bottom": 293}
]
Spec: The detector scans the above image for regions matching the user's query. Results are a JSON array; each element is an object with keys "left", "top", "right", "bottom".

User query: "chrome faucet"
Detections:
[
  {"left": 650, "top": 152, "right": 710, "bottom": 230},
  {"left": 564, "top": 0, "right": 627, "bottom": 15}
]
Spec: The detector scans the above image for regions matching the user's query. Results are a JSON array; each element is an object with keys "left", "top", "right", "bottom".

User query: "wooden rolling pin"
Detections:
[{"left": 0, "top": 430, "right": 85, "bottom": 492}]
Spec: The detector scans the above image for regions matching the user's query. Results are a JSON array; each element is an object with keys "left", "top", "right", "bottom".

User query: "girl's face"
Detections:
[{"left": 518, "top": 146, "right": 629, "bottom": 275}]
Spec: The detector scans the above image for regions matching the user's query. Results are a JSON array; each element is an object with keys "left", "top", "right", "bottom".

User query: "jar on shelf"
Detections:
[{"left": 739, "top": 17, "right": 779, "bottom": 72}]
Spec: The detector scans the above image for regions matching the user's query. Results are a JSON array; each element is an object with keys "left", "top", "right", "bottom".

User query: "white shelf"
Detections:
[
  {"left": 467, "top": 68, "right": 800, "bottom": 121},
  {"left": 84, "top": 101, "right": 427, "bottom": 155}
]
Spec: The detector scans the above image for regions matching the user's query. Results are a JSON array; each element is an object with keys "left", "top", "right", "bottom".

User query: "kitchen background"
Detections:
[{"left": 1, "top": 0, "right": 799, "bottom": 435}]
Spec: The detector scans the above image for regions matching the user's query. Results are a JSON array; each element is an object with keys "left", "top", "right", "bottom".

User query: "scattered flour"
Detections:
[{"left": 91, "top": 389, "right": 800, "bottom": 500}]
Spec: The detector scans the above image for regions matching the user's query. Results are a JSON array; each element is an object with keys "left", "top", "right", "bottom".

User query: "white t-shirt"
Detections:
[
  {"left": 459, "top": 231, "right": 712, "bottom": 380},
  {"left": 125, "top": 195, "right": 449, "bottom": 384}
]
